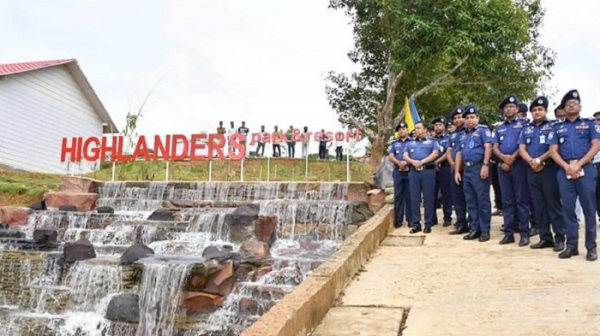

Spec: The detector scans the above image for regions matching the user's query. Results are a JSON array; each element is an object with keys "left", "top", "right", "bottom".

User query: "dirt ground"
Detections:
[{"left": 312, "top": 210, "right": 600, "bottom": 336}]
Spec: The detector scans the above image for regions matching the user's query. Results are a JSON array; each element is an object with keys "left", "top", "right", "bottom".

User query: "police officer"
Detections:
[
  {"left": 454, "top": 104, "right": 493, "bottom": 242},
  {"left": 517, "top": 103, "right": 540, "bottom": 236},
  {"left": 548, "top": 90, "right": 600, "bottom": 261},
  {"left": 447, "top": 106, "right": 469, "bottom": 235},
  {"left": 432, "top": 116, "right": 453, "bottom": 227},
  {"left": 518, "top": 96, "right": 565, "bottom": 251},
  {"left": 517, "top": 103, "right": 529, "bottom": 120},
  {"left": 388, "top": 122, "right": 412, "bottom": 228},
  {"left": 446, "top": 120, "right": 455, "bottom": 133},
  {"left": 494, "top": 94, "right": 531, "bottom": 246},
  {"left": 404, "top": 121, "right": 441, "bottom": 234}
]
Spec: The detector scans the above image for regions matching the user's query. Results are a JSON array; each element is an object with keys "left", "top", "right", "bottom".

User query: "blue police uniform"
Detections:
[
  {"left": 447, "top": 106, "right": 469, "bottom": 233},
  {"left": 457, "top": 104, "right": 493, "bottom": 240},
  {"left": 432, "top": 116, "right": 453, "bottom": 226},
  {"left": 518, "top": 102, "right": 539, "bottom": 235},
  {"left": 388, "top": 128, "right": 413, "bottom": 227},
  {"left": 518, "top": 96, "right": 565, "bottom": 249},
  {"left": 405, "top": 133, "right": 441, "bottom": 232},
  {"left": 495, "top": 94, "right": 531, "bottom": 245},
  {"left": 548, "top": 90, "right": 600, "bottom": 260}
]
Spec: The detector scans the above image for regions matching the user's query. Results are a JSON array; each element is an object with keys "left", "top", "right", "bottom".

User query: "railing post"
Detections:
[
  {"left": 208, "top": 160, "right": 213, "bottom": 182},
  {"left": 111, "top": 162, "right": 116, "bottom": 181},
  {"left": 165, "top": 161, "right": 170, "bottom": 181},
  {"left": 240, "top": 158, "right": 245, "bottom": 182},
  {"left": 346, "top": 147, "right": 350, "bottom": 182},
  {"left": 305, "top": 151, "right": 309, "bottom": 177},
  {"left": 267, "top": 157, "right": 270, "bottom": 182}
]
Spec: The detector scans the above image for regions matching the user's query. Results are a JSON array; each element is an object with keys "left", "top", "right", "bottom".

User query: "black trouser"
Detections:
[
  {"left": 273, "top": 144, "right": 281, "bottom": 157},
  {"left": 319, "top": 145, "right": 327, "bottom": 159},
  {"left": 257, "top": 142, "right": 265, "bottom": 156},
  {"left": 336, "top": 146, "right": 343, "bottom": 161},
  {"left": 491, "top": 162, "right": 502, "bottom": 210}
]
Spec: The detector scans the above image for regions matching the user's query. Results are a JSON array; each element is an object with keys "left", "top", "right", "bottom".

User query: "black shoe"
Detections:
[
  {"left": 463, "top": 231, "right": 481, "bottom": 240},
  {"left": 449, "top": 226, "right": 469, "bottom": 235},
  {"left": 553, "top": 241, "right": 565, "bottom": 252},
  {"left": 529, "top": 228, "right": 540, "bottom": 236},
  {"left": 410, "top": 227, "right": 422, "bottom": 234},
  {"left": 479, "top": 233, "right": 490, "bottom": 242},
  {"left": 530, "top": 240, "right": 554, "bottom": 249},
  {"left": 443, "top": 221, "right": 452, "bottom": 227},
  {"left": 518, "top": 237, "right": 530, "bottom": 247},
  {"left": 423, "top": 227, "right": 432, "bottom": 234},
  {"left": 587, "top": 248, "right": 597, "bottom": 261},
  {"left": 558, "top": 248, "right": 579, "bottom": 259},
  {"left": 394, "top": 224, "right": 403, "bottom": 229},
  {"left": 499, "top": 235, "right": 515, "bottom": 245}
]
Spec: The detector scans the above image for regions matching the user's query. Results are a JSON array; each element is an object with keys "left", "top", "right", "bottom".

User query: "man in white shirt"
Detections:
[
  {"left": 335, "top": 137, "right": 344, "bottom": 161},
  {"left": 227, "top": 121, "right": 236, "bottom": 156}
]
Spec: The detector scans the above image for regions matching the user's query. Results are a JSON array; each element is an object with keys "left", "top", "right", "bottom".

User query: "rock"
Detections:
[
  {"left": 0, "top": 229, "right": 25, "bottom": 239},
  {"left": 385, "top": 181, "right": 394, "bottom": 188},
  {"left": 204, "top": 261, "right": 235, "bottom": 296},
  {"left": 349, "top": 201, "right": 375, "bottom": 223},
  {"left": 120, "top": 243, "right": 155, "bottom": 265},
  {"left": 249, "top": 265, "right": 272, "bottom": 281},
  {"left": 240, "top": 239, "right": 270, "bottom": 259},
  {"left": 168, "top": 200, "right": 214, "bottom": 208},
  {"left": 366, "top": 189, "right": 386, "bottom": 212},
  {"left": 225, "top": 205, "right": 259, "bottom": 243},
  {"left": 33, "top": 229, "right": 58, "bottom": 244},
  {"left": 180, "top": 292, "right": 223, "bottom": 315},
  {"left": 202, "top": 246, "right": 232, "bottom": 263},
  {"left": 106, "top": 294, "right": 140, "bottom": 323},
  {"left": 29, "top": 200, "right": 47, "bottom": 211},
  {"left": 0, "top": 207, "right": 32, "bottom": 226},
  {"left": 63, "top": 238, "right": 96, "bottom": 263},
  {"left": 58, "top": 205, "right": 78, "bottom": 212},
  {"left": 45, "top": 192, "right": 99, "bottom": 212},
  {"left": 343, "top": 224, "right": 359, "bottom": 239},
  {"left": 254, "top": 215, "right": 277, "bottom": 245},
  {"left": 385, "top": 194, "right": 394, "bottom": 204},
  {"left": 384, "top": 187, "right": 394, "bottom": 195},
  {"left": 235, "top": 263, "right": 258, "bottom": 281},
  {"left": 238, "top": 297, "right": 261, "bottom": 315},
  {"left": 97, "top": 206, "right": 114, "bottom": 214},
  {"left": 161, "top": 201, "right": 178, "bottom": 210},
  {"left": 147, "top": 209, "right": 174, "bottom": 221},
  {"left": 59, "top": 176, "right": 96, "bottom": 193},
  {"left": 0, "top": 223, "right": 8, "bottom": 229}
]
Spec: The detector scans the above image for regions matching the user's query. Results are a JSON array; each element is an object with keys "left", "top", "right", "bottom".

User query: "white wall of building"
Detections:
[{"left": 0, "top": 65, "right": 103, "bottom": 174}]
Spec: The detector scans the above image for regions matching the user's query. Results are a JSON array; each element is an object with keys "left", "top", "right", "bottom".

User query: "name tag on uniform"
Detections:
[{"left": 539, "top": 135, "right": 545, "bottom": 144}]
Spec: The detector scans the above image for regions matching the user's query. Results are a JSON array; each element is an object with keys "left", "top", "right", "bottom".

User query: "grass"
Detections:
[{"left": 0, "top": 158, "right": 371, "bottom": 207}]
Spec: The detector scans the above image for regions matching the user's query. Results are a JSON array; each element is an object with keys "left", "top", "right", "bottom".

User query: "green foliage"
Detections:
[{"left": 326, "top": 0, "right": 555, "bottom": 128}]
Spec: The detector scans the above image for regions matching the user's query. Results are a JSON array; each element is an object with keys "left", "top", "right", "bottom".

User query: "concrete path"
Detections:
[{"left": 312, "top": 212, "right": 600, "bottom": 336}]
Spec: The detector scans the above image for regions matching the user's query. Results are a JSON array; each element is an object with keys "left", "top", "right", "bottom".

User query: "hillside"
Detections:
[{"left": 0, "top": 158, "right": 372, "bottom": 207}]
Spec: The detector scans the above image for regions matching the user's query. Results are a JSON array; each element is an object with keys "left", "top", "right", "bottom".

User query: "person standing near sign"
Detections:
[
  {"left": 319, "top": 129, "right": 328, "bottom": 160},
  {"left": 238, "top": 121, "right": 249, "bottom": 158},
  {"left": 272, "top": 126, "right": 282, "bottom": 157},
  {"left": 404, "top": 122, "right": 441, "bottom": 234},
  {"left": 286, "top": 126, "right": 296, "bottom": 158},
  {"left": 301, "top": 127, "right": 309, "bottom": 158},
  {"left": 227, "top": 121, "right": 236, "bottom": 156},
  {"left": 548, "top": 90, "right": 600, "bottom": 261}
]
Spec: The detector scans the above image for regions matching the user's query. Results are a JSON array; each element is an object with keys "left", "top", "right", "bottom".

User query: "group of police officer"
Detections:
[{"left": 388, "top": 90, "right": 600, "bottom": 261}]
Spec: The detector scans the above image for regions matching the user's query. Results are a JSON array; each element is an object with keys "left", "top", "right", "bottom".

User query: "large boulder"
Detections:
[
  {"left": 106, "top": 294, "right": 140, "bottom": 323},
  {"left": 45, "top": 192, "right": 99, "bottom": 212},
  {"left": 224, "top": 205, "right": 259, "bottom": 243},
  {"left": 59, "top": 176, "right": 96, "bottom": 193},
  {"left": 0, "top": 207, "right": 31, "bottom": 227},
  {"left": 33, "top": 229, "right": 58, "bottom": 244},
  {"left": 120, "top": 243, "right": 155, "bottom": 265},
  {"left": 204, "top": 261, "right": 235, "bottom": 296},
  {"left": 240, "top": 239, "right": 270, "bottom": 259},
  {"left": 63, "top": 237, "right": 96, "bottom": 263},
  {"left": 366, "top": 189, "right": 386, "bottom": 212},
  {"left": 254, "top": 215, "right": 277, "bottom": 246},
  {"left": 202, "top": 246, "right": 232, "bottom": 263},
  {"left": 147, "top": 209, "right": 174, "bottom": 221},
  {"left": 349, "top": 201, "right": 375, "bottom": 223}
]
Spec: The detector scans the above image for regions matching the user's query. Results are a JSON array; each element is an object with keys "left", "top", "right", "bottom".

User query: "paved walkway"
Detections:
[{"left": 313, "top": 212, "right": 600, "bottom": 336}]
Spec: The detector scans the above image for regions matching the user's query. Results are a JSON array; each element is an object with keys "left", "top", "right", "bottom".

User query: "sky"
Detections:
[{"left": 1, "top": 0, "right": 599, "bottom": 148}]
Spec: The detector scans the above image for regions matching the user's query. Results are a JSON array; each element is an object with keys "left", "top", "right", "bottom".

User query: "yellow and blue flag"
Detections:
[{"left": 403, "top": 96, "right": 421, "bottom": 132}]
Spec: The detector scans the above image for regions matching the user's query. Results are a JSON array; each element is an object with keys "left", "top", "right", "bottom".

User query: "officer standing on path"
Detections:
[
  {"left": 518, "top": 96, "right": 565, "bottom": 251},
  {"left": 447, "top": 106, "right": 470, "bottom": 235},
  {"left": 494, "top": 94, "right": 531, "bottom": 246},
  {"left": 388, "top": 122, "right": 413, "bottom": 228},
  {"left": 404, "top": 121, "right": 441, "bottom": 234},
  {"left": 454, "top": 104, "right": 493, "bottom": 242},
  {"left": 432, "top": 117, "right": 453, "bottom": 227},
  {"left": 548, "top": 90, "right": 600, "bottom": 261},
  {"left": 593, "top": 111, "right": 600, "bottom": 223}
]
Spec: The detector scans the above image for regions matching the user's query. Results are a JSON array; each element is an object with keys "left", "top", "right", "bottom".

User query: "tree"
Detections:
[{"left": 325, "top": 0, "right": 555, "bottom": 172}]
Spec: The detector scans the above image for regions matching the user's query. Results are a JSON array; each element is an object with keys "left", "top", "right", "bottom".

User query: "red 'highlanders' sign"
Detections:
[{"left": 60, "top": 134, "right": 246, "bottom": 162}]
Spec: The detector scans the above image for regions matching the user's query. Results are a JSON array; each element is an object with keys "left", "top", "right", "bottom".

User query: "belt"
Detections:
[
  {"left": 411, "top": 164, "right": 436, "bottom": 171},
  {"left": 464, "top": 159, "right": 483, "bottom": 167},
  {"left": 594, "top": 162, "right": 600, "bottom": 169}
]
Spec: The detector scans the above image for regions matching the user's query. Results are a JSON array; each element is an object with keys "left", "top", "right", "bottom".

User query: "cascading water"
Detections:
[{"left": 0, "top": 181, "right": 367, "bottom": 336}]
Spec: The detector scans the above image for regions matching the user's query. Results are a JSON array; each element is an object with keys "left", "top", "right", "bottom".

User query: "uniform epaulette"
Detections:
[
  {"left": 476, "top": 124, "right": 490, "bottom": 129},
  {"left": 551, "top": 119, "right": 564, "bottom": 125}
]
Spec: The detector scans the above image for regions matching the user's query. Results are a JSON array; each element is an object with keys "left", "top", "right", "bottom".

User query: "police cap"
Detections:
[
  {"left": 498, "top": 94, "right": 519, "bottom": 110},
  {"left": 529, "top": 96, "right": 548, "bottom": 111},
  {"left": 432, "top": 116, "right": 446, "bottom": 125},
  {"left": 518, "top": 103, "right": 528, "bottom": 113},
  {"left": 561, "top": 89, "right": 580, "bottom": 107},
  {"left": 462, "top": 104, "right": 480, "bottom": 117},
  {"left": 446, "top": 120, "right": 453, "bottom": 127},
  {"left": 449, "top": 106, "right": 464, "bottom": 119},
  {"left": 395, "top": 120, "right": 408, "bottom": 131}
]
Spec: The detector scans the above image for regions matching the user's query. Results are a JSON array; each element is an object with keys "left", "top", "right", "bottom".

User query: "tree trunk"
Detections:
[{"left": 369, "top": 135, "right": 385, "bottom": 173}]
